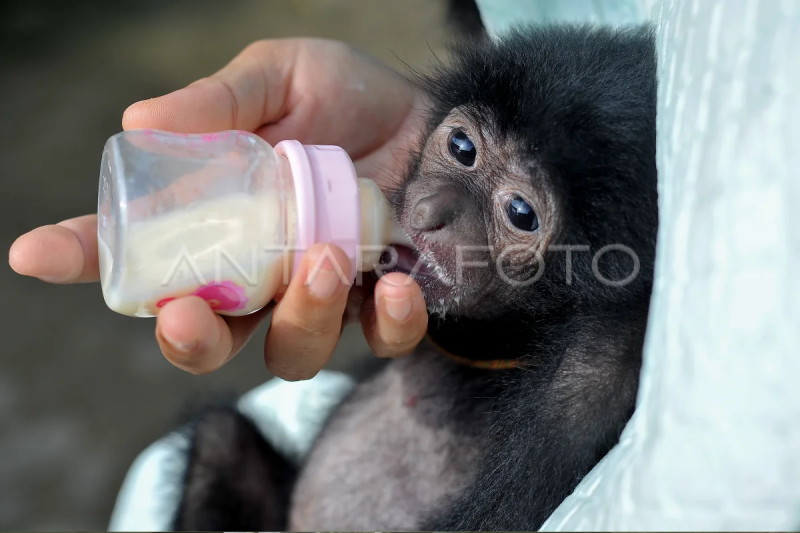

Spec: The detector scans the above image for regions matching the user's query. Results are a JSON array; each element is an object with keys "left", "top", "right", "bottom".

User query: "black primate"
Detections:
[{"left": 172, "top": 22, "right": 658, "bottom": 532}]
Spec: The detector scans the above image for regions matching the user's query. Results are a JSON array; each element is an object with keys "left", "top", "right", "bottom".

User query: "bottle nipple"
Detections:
[{"left": 357, "top": 178, "right": 412, "bottom": 271}]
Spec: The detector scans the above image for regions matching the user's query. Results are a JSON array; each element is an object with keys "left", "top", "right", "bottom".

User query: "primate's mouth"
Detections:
[
  {"left": 379, "top": 243, "right": 463, "bottom": 316},
  {"left": 380, "top": 245, "right": 438, "bottom": 278}
]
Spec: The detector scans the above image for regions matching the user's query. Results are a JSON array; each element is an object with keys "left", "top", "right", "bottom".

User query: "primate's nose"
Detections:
[{"left": 410, "top": 190, "right": 465, "bottom": 232}]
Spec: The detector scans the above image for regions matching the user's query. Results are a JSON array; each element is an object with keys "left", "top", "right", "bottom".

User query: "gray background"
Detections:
[{"left": 0, "top": 1, "right": 450, "bottom": 529}]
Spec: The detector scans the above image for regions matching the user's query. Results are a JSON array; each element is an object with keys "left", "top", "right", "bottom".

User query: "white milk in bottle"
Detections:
[{"left": 98, "top": 130, "right": 408, "bottom": 317}]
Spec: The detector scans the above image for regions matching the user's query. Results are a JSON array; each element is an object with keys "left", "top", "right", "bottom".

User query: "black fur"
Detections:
[
  {"left": 172, "top": 24, "right": 658, "bottom": 531},
  {"left": 445, "top": 0, "right": 486, "bottom": 38},
  {"left": 417, "top": 25, "right": 657, "bottom": 529},
  {"left": 171, "top": 404, "right": 296, "bottom": 531}
]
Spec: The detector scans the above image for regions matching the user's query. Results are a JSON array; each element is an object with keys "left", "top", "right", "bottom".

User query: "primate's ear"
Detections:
[{"left": 172, "top": 406, "right": 296, "bottom": 531}]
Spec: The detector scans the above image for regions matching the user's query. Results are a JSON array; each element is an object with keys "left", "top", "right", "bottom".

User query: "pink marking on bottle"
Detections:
[
  {"left": 192, "top": 281, "right": 248, "bottom": 311},
  {"left": 198, "top": 132, "right": 231, "bottom": 143},
  {"left": 155, "top": 296, "right": 176, "bottom": 308}
]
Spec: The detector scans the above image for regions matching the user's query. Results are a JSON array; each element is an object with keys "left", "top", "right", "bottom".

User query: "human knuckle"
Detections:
[
  {"left": 242, "top": 39, "right": 273, "bottom": 56},
  {"left": 291, "top": 314, "right": 334, "bottom": 338}
]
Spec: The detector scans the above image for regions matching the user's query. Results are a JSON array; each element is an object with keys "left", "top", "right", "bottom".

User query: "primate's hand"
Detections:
[{"left": 9, "top": 39, "right": 428, "bottom": 378}]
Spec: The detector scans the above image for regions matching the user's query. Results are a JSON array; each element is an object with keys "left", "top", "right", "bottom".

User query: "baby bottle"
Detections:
[{"left": 97, "top": 129, "right": 409, "bottom": 317}]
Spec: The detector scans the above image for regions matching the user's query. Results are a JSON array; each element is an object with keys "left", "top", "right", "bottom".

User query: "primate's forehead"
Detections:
[{"left": 446, "top": 104, "right": 504, "bottom": 136}]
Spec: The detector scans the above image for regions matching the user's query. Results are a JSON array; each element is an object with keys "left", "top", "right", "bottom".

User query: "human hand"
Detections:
[{"left": 9, "top": 38, "right": 429, "bottom": 379}]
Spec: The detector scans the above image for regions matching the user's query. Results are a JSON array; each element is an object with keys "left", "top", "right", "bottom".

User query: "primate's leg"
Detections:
[{"left": 172, "top": 405, "right": 296, "bottom": 531}]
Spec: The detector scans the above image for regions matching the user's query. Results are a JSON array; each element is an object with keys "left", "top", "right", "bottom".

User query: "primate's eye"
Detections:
[
  {"left": 448, "top": 130, "right": 477, "bottom": 166},
  {"left": 507, "top": 196, "right": 539, "bottom": 231}
]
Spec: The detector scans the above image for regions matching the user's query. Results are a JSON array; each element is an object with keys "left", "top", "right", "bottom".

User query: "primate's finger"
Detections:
[
  {"left": 122, "top": 40, "right": 296, "bottom": 134},
  {"left": 9, "top": 215, "right": 99, "bottom": 284},
  {"left": 263, "top": 243, "right": 352, "bottom": 381},
  {"left": 361, "top": 272, "right": 427, "bottom": 358}
]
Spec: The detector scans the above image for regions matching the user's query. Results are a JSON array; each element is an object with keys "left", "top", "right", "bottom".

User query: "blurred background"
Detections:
[{"left": 0, "top": 0, "right": 453, "bottom": 529}]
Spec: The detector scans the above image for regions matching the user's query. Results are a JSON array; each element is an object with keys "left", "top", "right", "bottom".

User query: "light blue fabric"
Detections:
[
  {"left": 107, "top": 433, "right": 189, "bottom": 531},
  {"left": 475, "top": 0, "right": 645, "bottom": 34}
]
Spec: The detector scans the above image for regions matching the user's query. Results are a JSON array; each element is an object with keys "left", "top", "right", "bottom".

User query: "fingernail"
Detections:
[
  {"left": 160, "top": 330, "right": 198, "bottom": 354},
  {"left": 383, "top": 295, "right": 412, "bottom": 322},
  {"left": 308, "top": 268, "right": 343, "bottom": 300}
]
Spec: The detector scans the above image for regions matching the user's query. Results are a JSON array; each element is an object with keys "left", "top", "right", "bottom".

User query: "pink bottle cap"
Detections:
[{"left": 273, "top": 140, "right": 360, "bottom": 281}]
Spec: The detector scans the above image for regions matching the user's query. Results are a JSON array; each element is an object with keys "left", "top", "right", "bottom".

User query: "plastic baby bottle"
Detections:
[{"left": 97, "top": 129, "right": 410, "bottom": 317}]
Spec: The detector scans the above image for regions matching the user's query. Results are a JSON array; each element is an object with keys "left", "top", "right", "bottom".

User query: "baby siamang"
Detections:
[{"left": 171, "top": 21, "right": 658, "bottom": 532}]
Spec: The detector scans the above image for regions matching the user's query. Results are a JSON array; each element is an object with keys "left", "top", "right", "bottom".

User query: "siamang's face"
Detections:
[{"left": 386, "top": 107, "right": 560, "bottom": 318}]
